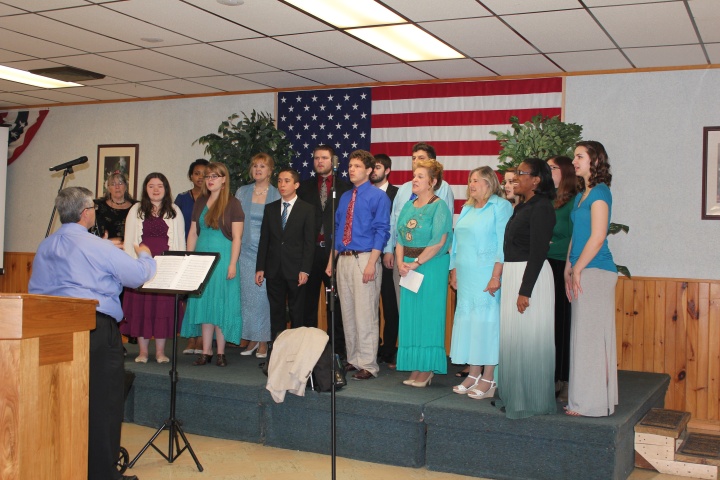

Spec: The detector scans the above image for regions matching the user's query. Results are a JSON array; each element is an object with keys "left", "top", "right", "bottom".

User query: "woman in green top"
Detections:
[{"left": 546, "top": 155, "right": 577, "bottom": 398}]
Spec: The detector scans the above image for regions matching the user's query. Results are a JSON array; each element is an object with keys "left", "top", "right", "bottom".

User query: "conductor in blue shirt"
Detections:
[
  {"left": 326, "top": 150, "right": 390, "bottom": 380},
  {"left": 29, "top": 186, "right": 156, "bottom": 480}
]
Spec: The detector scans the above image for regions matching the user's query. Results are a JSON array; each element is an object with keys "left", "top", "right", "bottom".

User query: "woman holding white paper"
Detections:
[
  {"left": 122, "top": 172, "right": 185, "bottom": 363},
  {"left": 395, "top": 159, "right": 453, "bottom": 388}
]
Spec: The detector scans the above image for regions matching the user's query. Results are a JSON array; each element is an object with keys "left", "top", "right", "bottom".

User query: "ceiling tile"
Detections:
[
  {"left": 382, "top": 0, "right": 491, "bottom": 21},
  {"left": 238, "top": 71, "right": 322, "bottom": 89},
  {"left": 3, "top": 59, "right": 65, "bottom": 72},
  {"left": 52, "top": 54, "right": 173, "bottom": 82},
  {"left": 0, "top": 4, "right": 25, "bottom": 15},
  {"left": 153, "top": 44, "right": 274, "bottom": 75},
  {"left": 105, "top": 0, "right": 258, "bottom": 42},
  {"left": 411, "top": 58, "right": 496, "bottom": 78},
  {"left": 139, "top": 79, "right": 224, "bottom": 95},
  {"left": 583, "top": 0, "right": 676, "bottom": 5},
  {"left": 279, "top": 31, "right": 396, "bottom": 67},
  {"left": 187, "top": 75, "right": 270, "bottom": 92},
  {"left": 102, "top": 50, "right": 222, "bottom": 77},
  {"left": 0, "top": 92, "right": 57, "bottom": 105},
  {"left": 215, "top": 38, "right": 334, "bottom": 70},
  {"left": 0, "top": 98, "right": 24, "bottom": 108},
  {"left": 0, "top": 27, "right": 82, "bottom": 58},
  {"left": 590, "top": 3, "right": 698, "bottom": 48},
  {"left": 61, "top": 86, "right": 135, "bottom": 101},
  {"left": 12, "top": 88, "right": 100, "bottom": 103},
  {"left": 548, "top": 49, "right": 631, "bottom": 72},
  {"left": 624, "top": 45, "right": 708, "bottom": 68},
  {"left": 289, "top": 68, "right": 375, "bottom": 86},
  {"left": 481, "top": 0, "right": 581, "bottom": 15},
  {"left": 43, "top": 4, "right": 196, "bottom": 48},
  {"left": 350, "top": 63, "right": 433, "bottom": 82},
  {"left": 0, "top": 78, "right": 42, "bottom": 92},
  {"left": 688, "top": 0, "right": 720, "bottom": 44},
  {"left": 503, "top": 10, "right": 614, "bottom": 52},
  {"left": 93, "top": 82, "right": 179, "bottom": 98},
  {"left": 0, "top": 13, "right": 135, "bottom": 52},
  {"left": 182, "top": 0, "right": 331, "bottom": 36},
  {"left": 421, "top": 17, "right": 537, "bottom": 57},
  {"left": 0, "top": 0, "right": 88, "bottom": 11},
  {"left": 706, "top": 43, "right": 720, "bottom": 64},
  {"left": 0, "top": 48, "right": 33, "bottom": 63},
  {"left": 478, "top": 54, "right": 562, "bottom": 76}
]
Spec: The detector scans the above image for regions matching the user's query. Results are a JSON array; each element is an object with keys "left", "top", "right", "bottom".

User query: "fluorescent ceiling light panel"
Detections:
[
  {"left": 0, "top": 65, "right": 83, "bottom": 88},
  {"left": 285, "top": 0, "right": 404, "bottom": 28},
  {"left": 348, "top": 24, "right": 464, "bottom": 61}
]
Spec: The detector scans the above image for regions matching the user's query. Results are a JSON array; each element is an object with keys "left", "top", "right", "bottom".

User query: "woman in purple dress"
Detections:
[{"left": 122, "top": 173, "right": 186, "bottom": 363}]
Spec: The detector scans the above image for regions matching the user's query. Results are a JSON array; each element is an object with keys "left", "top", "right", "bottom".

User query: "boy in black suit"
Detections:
[{"left": 256, "top": 168, "right": 316, "bottom": 340}]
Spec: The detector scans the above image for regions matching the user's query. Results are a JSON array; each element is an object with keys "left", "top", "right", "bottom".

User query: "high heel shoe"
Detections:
[
  {"left": 193, "top": 354, "right": 212, "bottom": 366},
  {"left": 453, "top": 374, "right": 481, "bottom": 394},
  {"left": 402, "top": 378, "right": 417, "bottom": 386},
  {"left": 411, "top": 372, "right": 434, "bottom": 388},
  {"left": 216, "top": 354, "right": 228, "bottom": 367},
  {"left": 240, "top": 342, "right": 259, "bottom": 356},
  {"left": 468, "top": 378, "right": 497, "bottom": 399},
  {"left": 255, "top": 343, "right": 268, "bottom": 359}
]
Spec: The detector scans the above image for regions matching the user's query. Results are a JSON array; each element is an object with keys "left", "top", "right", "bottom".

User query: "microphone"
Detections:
[
  {"left": 332, "top": 155, "right": 339, "bottom": 172},
  {"left": 49, "top": 156, "right": 89, "bottom": 172}
]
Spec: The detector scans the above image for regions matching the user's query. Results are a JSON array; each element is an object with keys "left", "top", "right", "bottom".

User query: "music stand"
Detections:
[{"left": 127, "top": 251, "right": 219, "bottom": 473}]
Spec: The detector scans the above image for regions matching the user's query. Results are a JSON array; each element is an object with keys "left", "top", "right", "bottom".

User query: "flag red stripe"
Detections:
[
  {"left": 372, "top": 78, "right": 563, "bottom": 101},
  {"left": 370, "top": 140, "right": 504, "bottom": 157},
  {"left": 371, "top": 108, "right": 561, "bottom": 128}
]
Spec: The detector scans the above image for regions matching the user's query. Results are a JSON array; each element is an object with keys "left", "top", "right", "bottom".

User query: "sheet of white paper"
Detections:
[
  {"left": 142, "top": 254, "right": 216, "bottom": 292},
  {"left": 400, "top": 269, "right": 424, "bottom": 293}
]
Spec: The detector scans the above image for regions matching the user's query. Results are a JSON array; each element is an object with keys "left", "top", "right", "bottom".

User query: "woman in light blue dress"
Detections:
[
  {"left": 235, "top": 153, "right": 280, "bottom": 358},
  {"left": 449, "top": 167, "right": 512, "bottom": 399}
]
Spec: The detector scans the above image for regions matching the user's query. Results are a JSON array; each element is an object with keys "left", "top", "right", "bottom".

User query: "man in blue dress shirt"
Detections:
[
  {"left": 29, "top": 186, "right": 156, "bottom": 480},
  {"left": 326, "top": 150, "right": 390, "bottom": 380}
]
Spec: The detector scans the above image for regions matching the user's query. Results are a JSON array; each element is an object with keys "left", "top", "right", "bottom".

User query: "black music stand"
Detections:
[{"left": 127, "top": 251, "right": 219, "bottom": 473}]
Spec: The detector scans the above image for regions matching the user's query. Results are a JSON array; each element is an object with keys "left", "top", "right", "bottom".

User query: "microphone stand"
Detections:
[
  {"left": 329, "top": 160, "right": 338, "bottom": 480},
  {"left": 45, "top": 166, "right": 74, "bottom": 238}
]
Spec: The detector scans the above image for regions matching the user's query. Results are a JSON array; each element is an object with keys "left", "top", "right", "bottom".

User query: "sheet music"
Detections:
[
  {"left": 142, "top": 254, "right": 216, "bottom": 292},
  {"left": 399, "top": 269, "right": 424, "bottom": 293}
]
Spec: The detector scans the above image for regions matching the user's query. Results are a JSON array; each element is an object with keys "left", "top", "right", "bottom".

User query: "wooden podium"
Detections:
[{"left": 0, "top": 294, "right": 97, "bottom": 480}]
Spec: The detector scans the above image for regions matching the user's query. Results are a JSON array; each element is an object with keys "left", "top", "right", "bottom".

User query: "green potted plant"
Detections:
[
  {"left": 490, "top": 114, "right": 583, "bottom": 171},
  {"left": 194, "top": 110, "right": 294, "bottom": 193}
]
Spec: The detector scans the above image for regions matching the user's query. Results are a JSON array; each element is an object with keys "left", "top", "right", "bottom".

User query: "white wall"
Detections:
[
  {"left": 5, "top": 93, "right": 273, "bottom": 252},
  {"left": 6, "top": 70, "right": 720, "bottom": 279},
  {"left": 565, "top": 69, "right": 720, "bottom": 280}
]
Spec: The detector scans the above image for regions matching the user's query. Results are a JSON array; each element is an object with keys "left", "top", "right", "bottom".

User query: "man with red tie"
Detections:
[{"left": 326, "top": 150, "right": 390, "bottom": 380}]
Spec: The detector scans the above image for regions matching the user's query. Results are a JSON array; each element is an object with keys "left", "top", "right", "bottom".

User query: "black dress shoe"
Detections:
[
  {"left": 193, "top": 354, "right": 212, "bottom": 366},
  {"left": 352, "top": 369, "right": 374, "bottom": 380},
  {"left": 122, "top": 475, "right": 139, "bottom": 480}
]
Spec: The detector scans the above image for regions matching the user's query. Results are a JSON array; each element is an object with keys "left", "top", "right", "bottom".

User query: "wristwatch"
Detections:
[{"left": 413, "top": 257, "right": 421, "bottom": 265}]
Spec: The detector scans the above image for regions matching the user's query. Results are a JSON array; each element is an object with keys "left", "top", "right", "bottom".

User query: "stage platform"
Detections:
[{"left": 123, "top": 344, "right": 669, "bottom": 480}]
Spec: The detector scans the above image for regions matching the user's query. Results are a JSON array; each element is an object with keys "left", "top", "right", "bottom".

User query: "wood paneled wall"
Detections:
[{"left": 4, "top": 253, "right": 718, "bottom": 427}]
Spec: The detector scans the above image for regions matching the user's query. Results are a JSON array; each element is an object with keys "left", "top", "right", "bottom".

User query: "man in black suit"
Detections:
[
  {"left": 297, "top": 144, "right": 351, "bottom": 356},
  {"left": 256, "top": 168, "right": 316, "bottom": 340},
  {"left": 371, "top": 153, "right": 400, "bottom": 367}
]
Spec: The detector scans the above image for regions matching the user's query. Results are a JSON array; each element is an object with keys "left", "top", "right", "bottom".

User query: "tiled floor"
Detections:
[{"left": 120, "top": 423, "right": 689, "bottom": 480}]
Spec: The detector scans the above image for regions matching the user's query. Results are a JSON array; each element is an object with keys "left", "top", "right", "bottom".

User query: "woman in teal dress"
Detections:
[
  {"left": 449, "top": 167, "right": 512, "bottom": 398},
  {"left": 396, "top": 159, "right": 453, "bottom": 388},
  {"left": 185, "top": 162, "right": 244, "bottom": 367}
]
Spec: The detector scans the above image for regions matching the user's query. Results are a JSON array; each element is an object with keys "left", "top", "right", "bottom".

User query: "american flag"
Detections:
[
  {"left": 277, "top": 78, "right": 563, "bottom": 214},
  {"left": 0, "top": 110, "right": 49, "bottom": 165}
]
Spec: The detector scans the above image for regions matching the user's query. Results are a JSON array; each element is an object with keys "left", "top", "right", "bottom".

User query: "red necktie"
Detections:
[{"left": 342, "top": 188, "right": 357, "bottom": 246}]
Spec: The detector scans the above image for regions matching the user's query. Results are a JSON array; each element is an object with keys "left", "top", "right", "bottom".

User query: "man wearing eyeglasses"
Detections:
[{"left": 30, "top": 187, "right": 156, "bottom": 480}]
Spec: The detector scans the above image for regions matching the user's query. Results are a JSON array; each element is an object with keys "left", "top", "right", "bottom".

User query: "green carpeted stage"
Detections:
[{"left": 123, "top": 344, "right": 669, "bottom": 480}]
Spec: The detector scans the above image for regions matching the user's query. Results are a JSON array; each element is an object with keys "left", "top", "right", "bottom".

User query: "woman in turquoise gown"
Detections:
[
  {"left": 396, "top": 159, "right": 453, "bottom": 388},
  {"left": 449, "top": 167, "right": 512, "bottom": 398},
  {"left": 184, "top": 162, "right": 244, "bottom": 367}
]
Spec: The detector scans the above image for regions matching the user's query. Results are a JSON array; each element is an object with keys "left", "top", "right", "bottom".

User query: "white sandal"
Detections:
[
  {"left": 468, "top": 378, "right": 497, "bottom": 400},
  {"left": 453, "top": 374, "right": 481, "bottom": 394}
]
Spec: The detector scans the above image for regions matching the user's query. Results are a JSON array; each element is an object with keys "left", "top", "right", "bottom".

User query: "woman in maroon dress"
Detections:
[{"left": 122, "top": 173, "right": 186, "bottom": 363}]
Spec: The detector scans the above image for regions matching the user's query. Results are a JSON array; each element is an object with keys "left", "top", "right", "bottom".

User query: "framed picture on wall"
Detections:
[
  {"left": 702, "top": 127, "right": 720, "bottom": 219},
  {"left": 96, "top": 144, "right": 139, "bottom": 198}
]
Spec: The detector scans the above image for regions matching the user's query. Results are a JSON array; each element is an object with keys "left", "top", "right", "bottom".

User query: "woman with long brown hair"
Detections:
[
  {"left": 184, "top": 162, "right": 245, "bottom": 367},
  {"left": 546, "top": 155, "right": 577, "bottom": 400}
]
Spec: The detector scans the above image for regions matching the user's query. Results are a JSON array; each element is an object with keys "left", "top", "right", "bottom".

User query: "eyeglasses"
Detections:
[
  {"left": 204, "top": 174, "right": 223, "bottom": 180},
  {"left": 83, "top": 204, "right": 98, "bottom": 211},
  {"left": 548, "top": 165, "right": 560, "bottom": 171},
  {"left": 517, "top": 170, "right": 532, "bottom": 176},
  {"left": 108, "top": 182, "right": 125, "bottom": 187}
]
